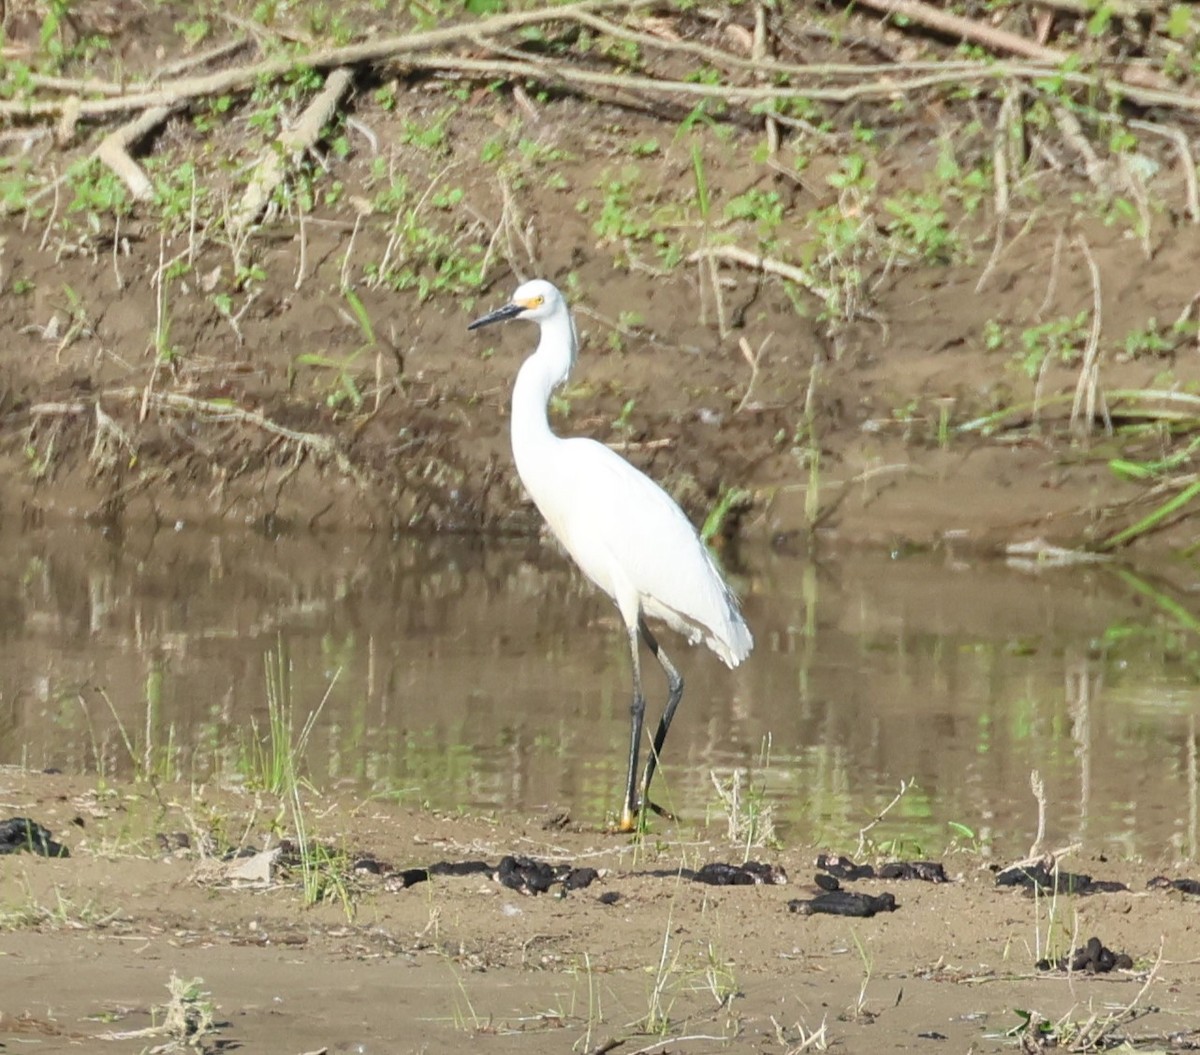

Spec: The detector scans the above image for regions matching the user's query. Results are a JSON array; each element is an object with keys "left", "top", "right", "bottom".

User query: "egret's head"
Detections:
[{"left": 468, "top": 279, "right": 563, "bottom": 330}]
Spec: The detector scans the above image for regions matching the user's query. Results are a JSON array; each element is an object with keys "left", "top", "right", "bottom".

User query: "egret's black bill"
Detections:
[{"left": 468, "top": 302, "right": 522, "bottom": 330}]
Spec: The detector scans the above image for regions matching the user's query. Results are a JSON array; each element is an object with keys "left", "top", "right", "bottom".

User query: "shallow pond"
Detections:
[{"left": 1, "top": 522, "right": 1196, "bottom": 860}]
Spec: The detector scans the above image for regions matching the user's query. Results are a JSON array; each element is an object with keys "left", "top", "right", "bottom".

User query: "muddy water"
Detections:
[{"left": 1, "top": 522, "right": 1196, "bottom": 860}]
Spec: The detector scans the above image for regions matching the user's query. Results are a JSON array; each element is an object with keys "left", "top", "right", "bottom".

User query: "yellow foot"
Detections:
[
  {"left": 613, "top": 799, "right": 675, "bottom": 833},
  {"left": 614, "top": 807, "right": 638, "bottom": 833}
]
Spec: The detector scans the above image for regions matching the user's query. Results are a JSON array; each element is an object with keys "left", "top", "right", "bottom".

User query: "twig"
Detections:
[
  {"left": 1036, "top": 227, "right": 1066, "bottom": 320},
  {"left": 28, "top": 73, "right": 129, "bottom": 96},
  {"left": 688, "top": 244, "right": 834, "bottom": 304},
  {"left": 1052, "top": 104, "right": 1110, "bottom": 194},
  {"left": 850, "top": 0, "right": 1070, "bottom": 62},
  {"left": 735, "top": 334, "right": 772, "bottom": 414},
  {"left": 122, "top": 389, "right": 366, "bottom": 484},
  {"left": 1021, "top": 0, "right": 1153, "bottom": 15},
  {"left": 1072, "top": 938, "right": 1164, "bottom": 1051},
  {"left": 1028, "top": 769, "right": 1047, "bottom": 859},
  {"left": 154, "top": 36, "right": 253, "bottom": 81},
  {"left": 752, "top": 1, "right": 780, "bottom": 155},
  {"left": 1069, "top": 234, "right": 1110, "bottom": 439},
  {"left": 855, "top": 778, "right": 914, "bottom": 858},
  {"left": 848, "top": 0, "right": 1182, "bottom": 100},
  {"left": 626, "top": 1035, "right": 731, "bottom": 1055},
  {"left": 398, "top": 52, "right": 1195, "bottom": 112},
  {"left": 94, "top": 105, "right": 180, "bottom": 201},
  {"left": 1128, "top": 117, "right": 1199, "bottom": 224},
  {"left": 231, "top": 67, "right": 354, "bottom": 233},
  {"left": 30, "top": 401, "right": 88, "bottom": 416},
  {"left": 0, "top": 126, "right": 50, "bottom": 147},
  {"left": 975, "top": 89, "right": 1018, "bottom": 293},
  {"left": 7, "top": 40, "right": 1200, "bottom": 124}
]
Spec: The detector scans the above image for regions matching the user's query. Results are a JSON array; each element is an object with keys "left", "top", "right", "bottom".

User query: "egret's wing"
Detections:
[{"left": 537, "top": 438, "right": 751, "bottom": 666}]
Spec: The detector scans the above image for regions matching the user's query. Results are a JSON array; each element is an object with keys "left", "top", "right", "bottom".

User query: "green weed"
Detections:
[
  {"left": 882, "top": 190, "right": 957, "bottom": 263},
  {"left": 156, "top": 974, "right": 219, "bottom": 1048},
  {"left": 363, "top": 174, "right": 484, "bottom": 299},
  {"left": 399, "top": 109, "right": 454, "bottom": 153},
  {"left": 611, "top": 398, "right": 636, "bottom": 435},
  {"left": 701, "top": 487, "right": 751, "bottom": 542},
  {"left": 1016, "top": 312, "right": 1090, "bottom": 378},
  {"left": 238, "top": 645, "right": 332, "bottom": 795},
  {"left": 292, "top": 287, "right": 380, "bottom": 411},
  {"left": 645, "top": 890, "right": 683, "bottom": 1034},
  {"left": 0, "top": 156, "right": 41, "bottom": 215},
  {"left": 174, "top": 17, "right": 211, "bottom": 47},
  {"left": 724, "top": 187, "right": 784, "bottom": 244},
  {"left": 847, "top": 929, "right": 874, "bottom": 1021}
]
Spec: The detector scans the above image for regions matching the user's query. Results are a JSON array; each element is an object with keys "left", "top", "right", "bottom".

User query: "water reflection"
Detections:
[{"left": 0, "top": 521, "right": 1197, "bottom": 860}]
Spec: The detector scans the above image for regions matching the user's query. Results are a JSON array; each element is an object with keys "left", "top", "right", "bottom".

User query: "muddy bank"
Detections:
[
  {"left": 4, "top": 203, "right": 1196, "bottom": 551},
  {"left": 4, "top": 4, "right": 1200, "bottom": 551},
  {"left": 2, "top": 769, "right": 1199, "bottom": 1054}
]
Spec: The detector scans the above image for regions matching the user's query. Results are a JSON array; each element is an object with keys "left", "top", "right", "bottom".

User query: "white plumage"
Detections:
[{"left": 470, "top": 278, "right": 752, "bottom": 829}]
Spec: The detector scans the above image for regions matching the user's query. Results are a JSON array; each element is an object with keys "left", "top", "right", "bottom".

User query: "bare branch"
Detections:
[
  {"left": 94, "top": 105, "right": 180, "bottom": 201},
  {"left": 231, "top": 67, "right": 354, "bottom": 234}
]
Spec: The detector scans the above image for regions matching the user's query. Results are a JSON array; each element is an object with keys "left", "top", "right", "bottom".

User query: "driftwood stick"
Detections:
[
  {"left": 851, "top": 0, "right": 1064, "bottom": 60},
  {"left": 688, "top": 244, "right": 835, "bottom": 303},
  {"left": 154, "top": 36, "right": 254, "bottom": 81},
  {"left": 29, "top": 73, "right": 130, "bottom": 96},
  {"left": 1129, "top": 117, "right": 1200, "bottom": 224},
  {"left": 231, "top": 67, "right": 353, "bottom": 233},
  {"left": 853, "top": 0, "right": 1172, "bottom": 95},
  {"left": 1052, "top": 103, "right": 1111, "bottom": 194},
  {"left": 1026, "top": 0, "right": 1152, "bottom": 15},
  {"left": 94, "top": 105, "right": 180, "bottom": 201}
]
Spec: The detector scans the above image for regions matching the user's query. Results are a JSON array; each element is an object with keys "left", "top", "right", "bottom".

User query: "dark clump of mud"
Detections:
[
  {"left": 1037, "top": 936, "right": 1134, "bottom": 974},
  {"left": 788, "top": 890, "right": 899, "bottom": 917},
  {"left": 995, "top": 861, "right": 1128, "bottom": 895},
  {"left": 0, "top": 817, "right": 70, "bottom": 858}
]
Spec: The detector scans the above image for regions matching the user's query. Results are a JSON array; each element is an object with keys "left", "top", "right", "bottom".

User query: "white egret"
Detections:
[{"left": 469, "top": 279, "right": 753, "bottom": 831}]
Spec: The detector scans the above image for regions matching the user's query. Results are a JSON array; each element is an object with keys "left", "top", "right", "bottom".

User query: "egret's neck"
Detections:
[{"left": 510, "top": 309, "right": 577, "bottom": 461}]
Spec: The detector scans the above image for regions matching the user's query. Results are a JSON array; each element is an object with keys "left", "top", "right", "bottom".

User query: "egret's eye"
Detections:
[{"left": 530, "top": 295, "right": 544, "bottom": 307}]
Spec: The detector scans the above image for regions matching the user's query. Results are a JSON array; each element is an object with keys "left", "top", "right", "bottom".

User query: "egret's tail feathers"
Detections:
[
  {"left": 719, "top": 617, "right": 754, "bottom": 668},
  {"left": 652, "top": 596, "right": 753, "bottom": 668}
]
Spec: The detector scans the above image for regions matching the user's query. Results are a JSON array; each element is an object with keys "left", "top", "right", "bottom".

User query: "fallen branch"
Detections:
[
  {"left": 1129, "top": 117, "right": 1200, "bottom": 223},
  {"left": 1025, "top": 0, "right": 1154, "bottom": 15},
  {"left": 849, "top": 0, "right": 1172, "bottom": 92},
  {"left": 851, "top": 0, "right": 1063, "bottom": 61},
  {"left": 1052, "top": 103, "right": 1110, "bottom": 194},
  {"left": 688, "top": 244, "right": 834, "bottom": 305},
  {"left": 94, "top": 105, "right": 181, "bottom": 201},
  {"left": 4, "top": 2, "right": 1200, "bottom": 126},
  {"left": 230, "top": 67, "right": 353, "bottom": 233},
  {"left": 0, "top": 0, "right": 651, "bottom": 120},
  {"left": 154, "top": 36, "right": 254, "bottom": 81},
  {"left": 111, "top": 388, "right": 366, "bottom": 485}
]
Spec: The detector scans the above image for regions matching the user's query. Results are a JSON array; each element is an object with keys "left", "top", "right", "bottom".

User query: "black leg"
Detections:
[
  {"left": 639, "top": 617, "right": 684, "bottom": 809},
  {"left": 618, "top": 623, "right": 646, "bottom": 832}
]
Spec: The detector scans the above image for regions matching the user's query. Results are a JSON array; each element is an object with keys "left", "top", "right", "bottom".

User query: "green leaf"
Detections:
[{"left": 1166, "top": 4, "right": 1194, "bottom": 39}]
